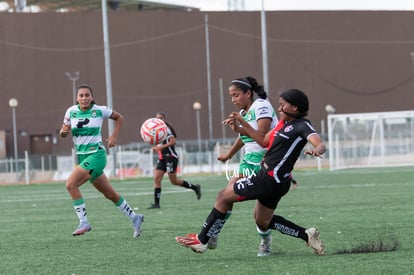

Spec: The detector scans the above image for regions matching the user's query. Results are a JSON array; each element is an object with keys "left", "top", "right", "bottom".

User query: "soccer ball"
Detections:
[{"left": 140, "top": 118, "right": 168, "bottom": 145}]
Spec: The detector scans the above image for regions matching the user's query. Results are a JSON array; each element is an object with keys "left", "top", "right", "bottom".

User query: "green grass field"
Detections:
[{"left": 0, "top": 167, "right": 413, "bottom": 274}]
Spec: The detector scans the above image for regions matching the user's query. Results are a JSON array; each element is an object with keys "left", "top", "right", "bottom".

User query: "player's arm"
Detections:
[
  {"left": 256, "top": 117, "right": 272, "bottom": 136},
  {"left": 224, "top": 112, "right": 271, "bottom": 147},
  {"left": 107, "top": 110, "right": 124, "bottom": 148},
  {"left": 217, "top": 137, "right": 244, "bottom": 162},
  {"left": 304, "top": 133, "right": 326, "bottom": 158},
  {"left": 152, "top": 135, "right": 176, "bottom": 151}
]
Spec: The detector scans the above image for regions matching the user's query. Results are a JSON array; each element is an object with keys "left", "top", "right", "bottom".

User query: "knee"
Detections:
[
  {"left": 216, "top": 188, "right": 232, "bottom": 203},
  {"left": 66, "top": 181, "right": 76, "bottom": 192}
]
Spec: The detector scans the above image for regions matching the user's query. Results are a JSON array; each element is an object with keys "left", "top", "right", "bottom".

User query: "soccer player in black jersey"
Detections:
[
  {"left": 147, "top": 112, "right": 201, "bottom": 209},
  {"left": 176, "top": 89, "right": 326, "bottom": 256}
]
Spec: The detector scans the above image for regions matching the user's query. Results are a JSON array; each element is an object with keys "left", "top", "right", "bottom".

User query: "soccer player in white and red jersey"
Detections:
[
  {"left": 176, "top": 89, "right": 326, "bottom": 256},
  {"left": 60, "top": 84, "right": 144, "bottom": 238}
]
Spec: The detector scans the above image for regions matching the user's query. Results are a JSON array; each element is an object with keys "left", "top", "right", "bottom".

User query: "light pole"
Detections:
[
  {"left": 193, "top": 102, "right": 202, "bottom": 169},
  {"left": 65, "top": 71, "right": 80, "bottom": 105},
  {"left": 9, "top": 98, "right": 18, "bottom": 180}
]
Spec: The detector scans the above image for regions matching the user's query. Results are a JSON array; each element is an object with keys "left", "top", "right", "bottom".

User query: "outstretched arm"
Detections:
[
  {"left": 217, "top": 137, "right": 244, "bottom": 162},
  {"left": 304, "top": 134, "right": 326, "bottom": 158},
  {"left": 107, "top": 110, "right": 124, "bottom": 148}
]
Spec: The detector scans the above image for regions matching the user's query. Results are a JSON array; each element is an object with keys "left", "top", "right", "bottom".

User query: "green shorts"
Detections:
[
  {"left": 77, "top": 148, "right": 107, "bottom": 182},
  {"left": 238, "top": 151, "right": 265, "bottom": 178}
]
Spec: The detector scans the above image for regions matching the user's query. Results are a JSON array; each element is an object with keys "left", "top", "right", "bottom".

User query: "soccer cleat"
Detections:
[
  {"left": 72, "top": 222, "right": 92, "bottom": 236},
  {"left": 132, "top": 214, "right": 144, "bottom": 238},
  {"left": 207, "top": 235, "right": 218, "bottom": 250},
  {"left": 305, "top": 228, "right": 325, "bottom": 255},
  {"left": 175, "top": 233, "right": 208, "bottom": 254},
  {"left": 194, "top": 184, "right": 201, "bottom": 200},
  {"left": 257, "top": 235, "right": 272, "bottom": 257},
  {"left": 147, "top": 203, "right": 160, "bottom": 209}
]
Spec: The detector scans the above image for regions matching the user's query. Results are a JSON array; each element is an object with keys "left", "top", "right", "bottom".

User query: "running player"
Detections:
[
  {"left": 147, "top": 112, "right": 201, "bottom": 209},
  {"left": 60, "top": 84, "right": 144, "bottom": 238}
]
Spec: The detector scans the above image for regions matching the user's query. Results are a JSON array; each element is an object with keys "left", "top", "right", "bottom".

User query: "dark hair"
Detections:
[
  {"left": 76, "top": 84, "right": 96, "bottom": 105},
  {"left": 155, "top": 112, "right": 177, "bottom": 137},
  {"left": 280, "top": 89, "right": 309, "bottom": 118},
  {"left": 230, "top": 76, "right": 267, "bottom": 100}
]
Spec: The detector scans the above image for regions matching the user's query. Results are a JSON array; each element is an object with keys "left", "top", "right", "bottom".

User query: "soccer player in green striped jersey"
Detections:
[{"left": 60, "top": 84, "right": 144, "bottom": 238}]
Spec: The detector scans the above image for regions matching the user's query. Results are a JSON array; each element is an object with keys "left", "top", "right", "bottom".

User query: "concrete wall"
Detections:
[{"left": 1, "top": 10, "right": 414, "bottom": 157}]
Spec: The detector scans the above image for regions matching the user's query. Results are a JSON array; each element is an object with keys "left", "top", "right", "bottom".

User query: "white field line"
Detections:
[{"left": 0, "top": 181, "right": 412, "bottom": 203}]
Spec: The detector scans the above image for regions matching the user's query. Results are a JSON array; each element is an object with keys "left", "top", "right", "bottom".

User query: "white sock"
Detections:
[
  {"left": 74, "top": 203, "right": 88, "bottom": 224},
  {"left": 256, "top": 226, "right": 272, "bottom": 238},
  {"left": 117, "top": 198, "right": 136, "bottom": 221}
]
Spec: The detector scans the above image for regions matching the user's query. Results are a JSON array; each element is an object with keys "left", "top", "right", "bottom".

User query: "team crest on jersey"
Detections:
[
  {"left": 91, "top": 110, "right": 97, "bottom": 117},
  {"left": 284, "top": 125, "right": 294, "bottom": 132}
]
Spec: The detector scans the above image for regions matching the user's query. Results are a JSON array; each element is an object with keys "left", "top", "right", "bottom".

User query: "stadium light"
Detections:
[
  {"left": 325, "top": 104, "right": 336, "bottom": 114},
  {"left": 9, "top": 98, "right": 19, "bottom": 181}
]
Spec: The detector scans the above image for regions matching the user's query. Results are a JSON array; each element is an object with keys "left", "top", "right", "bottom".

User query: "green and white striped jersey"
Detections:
[
  {"left": 239, "top": 98, "right": 277, "bottom": 154},
  {"left": 63, "top": 104, "right": 112, "bottom": 154}
]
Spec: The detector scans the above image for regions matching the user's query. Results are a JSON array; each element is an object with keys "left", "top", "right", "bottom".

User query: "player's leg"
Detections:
[
  {"left": 167, "top": 158, "right": 201, "bottom": 199},
  {"left": 148, "top": 160, "right": 164, "bottom": 209},
  {"left": 254, "top": 202, "right": 274, "bottom": 256},
  {"left": 255, "top": 180, "right": 325, "bottom": 255},
  {"left": 175, "top": 177, "right": 239, "bottom": 253},
  {"left": 92, "top": 174, "right": 144, "bottom": 238},
  {"left": 66, "top": 156, "right": 93, "bottom": 236}
]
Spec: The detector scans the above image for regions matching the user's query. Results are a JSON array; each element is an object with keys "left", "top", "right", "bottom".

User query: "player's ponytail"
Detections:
[{"left": 246, "top": 76, "right": 267, "bottom": 100}]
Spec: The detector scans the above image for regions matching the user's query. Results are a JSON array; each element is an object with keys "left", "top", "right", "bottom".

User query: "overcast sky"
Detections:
[{"left": 149, "top": 0, "right": 414, "bottom": 11}]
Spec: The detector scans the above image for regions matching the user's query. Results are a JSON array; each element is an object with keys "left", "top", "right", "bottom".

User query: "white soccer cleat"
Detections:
[
  {"left": 207, "top": 235, "right": 218, "bottom": 250},
  {"left": 72, "top": 222, "right": 92, "bottom": 236},
  {"left": 132, "top": 214, "right": 144, "bottom": 238},
  {"left": 257, "top": 235, "right": 272, "bottom": 257},
  {"left": 305, "top": 228, "right": 325, "bottom": 255}
]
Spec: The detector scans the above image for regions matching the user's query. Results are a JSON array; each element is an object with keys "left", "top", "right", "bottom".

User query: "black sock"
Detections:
[
  {"left": 268, "top": 215, "right": 307, "bottom": 241},
  {"left": 198, "top": 208, "right": 227, "bottom": 244},
  {"left": 154, "top": 188, "right": 161, "bottom": 205},
  {"left": 182, "top": 180, "right": 194, "bottom": 189}
]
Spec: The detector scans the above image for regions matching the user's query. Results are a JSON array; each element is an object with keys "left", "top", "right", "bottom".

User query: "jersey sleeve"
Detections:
[
  {"left": 63, "top": 107, "right": 72, "bottom": 126},
  {"left": 99, "top": 105, "right": 113, "bottom": 119},
  {"left": 255, "top": 99, "right": 274, "bottom": 120},
  {"left": 301, "top": 120, "right": 318, "bottom": 140}
]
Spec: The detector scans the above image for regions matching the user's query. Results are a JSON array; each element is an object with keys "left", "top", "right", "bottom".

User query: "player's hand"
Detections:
[
  {"left": 217, "top": 154, "right": 229, "bottom": 163},
  {"left": 60, "top": 125, "right": 71, "bottom": 138},
  {"left": 304, "top": 150, "right": 323, "bottom": 158},
  {"left": 106, "top": 136, "right": 117, "bottom": 148}
]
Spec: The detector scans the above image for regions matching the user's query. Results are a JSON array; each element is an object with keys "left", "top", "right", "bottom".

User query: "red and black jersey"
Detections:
[{"left": 262, "top": 118, "right": 317, "bottom": 183}]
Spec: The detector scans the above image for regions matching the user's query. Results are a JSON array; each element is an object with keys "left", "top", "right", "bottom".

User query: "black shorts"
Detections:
[
  {"left": 155, "top": 157, "right": 178, "bottom": 174},
  {"left": 233, "top": 169, "right": 291, "bottom": 209}
]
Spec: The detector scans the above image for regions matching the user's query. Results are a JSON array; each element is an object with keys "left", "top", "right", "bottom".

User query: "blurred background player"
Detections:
[{"left": 147, "top": 112, "right": 201, "bottom": 209}]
